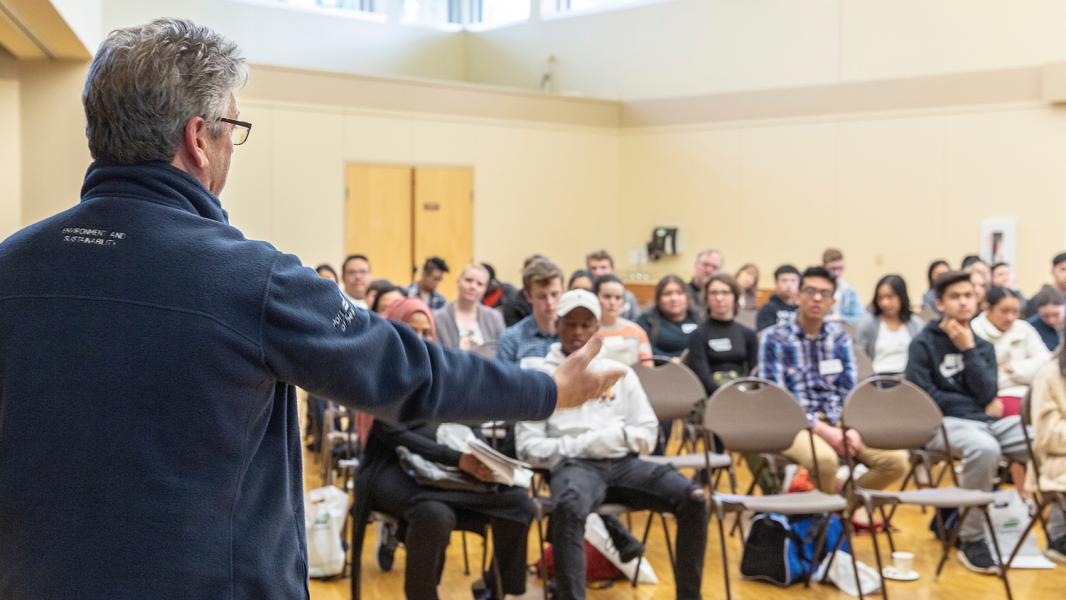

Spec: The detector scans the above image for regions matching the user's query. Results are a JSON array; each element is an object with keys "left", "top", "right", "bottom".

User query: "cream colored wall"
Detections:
[
  {"left": 619, "top": 103, "right": 1066, "bottom": 300},
  {"left": 102, "top": 0, "right": 466, "bottom": 83},
  {"left": 225, "top": 98, "right": 620, "bottom": 283},
  {"left": 467, "top": 0, "right": 1066, "bottom": 100},
  {"left": 0, "top": 76, "right": 20, "bottom": 239},
  {"left": 17, "top": 60, "right": 92, "bottom": 226}
]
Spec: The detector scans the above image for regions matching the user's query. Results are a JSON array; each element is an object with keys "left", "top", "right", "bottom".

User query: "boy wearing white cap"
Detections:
[{"left": 516, "top": 289, "right": 708, "bottom": 600}]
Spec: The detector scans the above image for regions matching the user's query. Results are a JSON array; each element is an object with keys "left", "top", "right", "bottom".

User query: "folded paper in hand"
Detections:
[{"left": 468, "top": 438, "right": 532, "bottom": 487}]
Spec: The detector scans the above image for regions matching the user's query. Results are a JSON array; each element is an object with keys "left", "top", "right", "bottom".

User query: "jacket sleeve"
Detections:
[
  {"left": 835, "top": 333, "right": 858, "bottom": 397},
  {"left": 904, "top": 337, "right": 972, "bottom": 416},
  {"left": 853, "top": 313, "right": 876, "bottom": 359},
  {"left": 495, "top": 328, "right": 519, "bottom": 364},
  {"left": 482, "top": 307, "right": 506, "bottom": 345},
  {"left": 962, "top": 344, "right": 999, "bottom": 408},
  {"left": 744, "top": 327, "right": 759, "bottom": 374},
  {"left": 840, "top": 287, "right": 865, "bottom": 326},
  {"left": 259, "top": 252, "right": 556, "bottom": 425},
  {"left": 755, "top": 306, "right": 773, "bottom": 332},
  {"left": 758, "top": 332, "right": 783, "bottom": 386},
  {"left": 370, "top": 421, "right": 463, "bottom": 467},
  {"left": 1008, "top": 324, "right": 1051, "bottom": 386},
  {"left": 618, "top": 368, "right": 659, "bottom": 455},
  {"left": 1032, "top": 366, "right": 1066, "bottom": 453},
  {"left": 514, "top": 419, "right": 626, "bottom": 467},
  {"left": 687, "top": 327, "right": 717, "bottom": 394}
]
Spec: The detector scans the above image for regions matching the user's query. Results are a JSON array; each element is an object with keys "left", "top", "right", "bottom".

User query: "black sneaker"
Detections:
[
  {"left": 376, "top": 521, "right": 399, "bottom": 572},
  {"left": 957, "top": 539, "right": 998, "bottom": 574},
  {"left": 614, "top": 537, "right": 645, "bottom": 564},
  {"left": 1046, "top": 536, "right": 1066, "bottom": 565}
]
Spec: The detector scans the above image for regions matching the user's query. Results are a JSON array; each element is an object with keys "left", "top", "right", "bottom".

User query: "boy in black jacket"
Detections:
[
  {"left": 755, "top": 264, "right": 800, "bottom": 332},
  {"left": 905, "top": 271, "right": 1029, "bottom": 574}
]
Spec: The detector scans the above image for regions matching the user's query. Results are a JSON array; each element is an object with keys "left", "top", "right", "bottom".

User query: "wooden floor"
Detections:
[{"left": 304, "top": 444, "right": 1066, "bottom": 600}]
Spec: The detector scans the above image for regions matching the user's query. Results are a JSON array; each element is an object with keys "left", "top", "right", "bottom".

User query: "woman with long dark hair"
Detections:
[
  {"left": 636, "top": 274, "right": 701, "bottom": 358},
  {"left": 855, "top": 274, "right": 925, "bottom": 375}
]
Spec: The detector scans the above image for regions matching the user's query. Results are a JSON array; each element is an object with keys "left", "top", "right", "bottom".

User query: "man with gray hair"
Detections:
[
  {"left": 687, "top": 248, "right": 723, "bottom": 309},
  {"left": 0, "top": 19, "right": 621, "bottom": 599}
]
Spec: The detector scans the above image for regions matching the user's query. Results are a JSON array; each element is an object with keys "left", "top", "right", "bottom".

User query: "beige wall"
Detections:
[
  {"left": 0, "top": 75, "right": 20, "bottom": 239},
  {"left": 467, "top": 0, "right": 1066, "bottom": 100},
  {"left": 619, "top": 102, "right": 1066, "bottom": 299},
  {"left": 17, "top": 60, "right": 92, "bottom": 226},
  {"left": 225, "top": 97, "right": 620, "bottom": 282},
  {"left": 102, "top": 0, "right": 466, "bottom": 83}
]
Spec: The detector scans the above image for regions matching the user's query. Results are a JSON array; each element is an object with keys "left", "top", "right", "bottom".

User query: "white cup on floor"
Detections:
[{"left": 891, "top": 551, "right": 914, "bottom": 574}]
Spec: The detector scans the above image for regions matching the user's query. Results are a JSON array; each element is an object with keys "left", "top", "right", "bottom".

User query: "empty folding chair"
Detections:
[
  {"left": 704, "top": 377, "right": 863, "bottom": 600},
  {"left": 840, "top": 376, "right": 1012, "bottom": 600}
]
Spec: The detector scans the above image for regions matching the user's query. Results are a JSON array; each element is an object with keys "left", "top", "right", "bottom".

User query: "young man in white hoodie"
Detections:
[{"left": 516, "top": 290, "right": 709, "bottom": 600}]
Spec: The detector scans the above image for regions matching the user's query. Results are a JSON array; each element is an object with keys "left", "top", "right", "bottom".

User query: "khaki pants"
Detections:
[{"left": 781, "top": 431, "right": 909, "bottom": 494}]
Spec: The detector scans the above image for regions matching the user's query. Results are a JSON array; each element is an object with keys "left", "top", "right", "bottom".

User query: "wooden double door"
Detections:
[{"left": 345, "top": 165, "right": 473, "bottom": 294}]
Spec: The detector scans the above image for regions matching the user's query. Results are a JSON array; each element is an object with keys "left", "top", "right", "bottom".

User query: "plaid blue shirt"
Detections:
[
  {"left": 496, "top": 315, "right": 558, "bottom": 364},
  {"left": 758, "top": 320, "right": 857, "bottom": 424}
]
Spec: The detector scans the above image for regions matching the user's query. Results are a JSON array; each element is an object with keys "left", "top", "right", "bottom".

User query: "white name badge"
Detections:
[
  {"left": 819, "top": 358, "right": 844, "bottom": 376},
  {"left": 708, "top": 338, "right": 733, "bottom": 352},
  {"left": 682, "top": 323, "right": 698, "bottom": 334}
]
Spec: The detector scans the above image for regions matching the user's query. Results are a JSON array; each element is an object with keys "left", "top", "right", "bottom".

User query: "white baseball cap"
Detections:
[{"left": 556, "top": 289, "right": 601, "bottom": 321}]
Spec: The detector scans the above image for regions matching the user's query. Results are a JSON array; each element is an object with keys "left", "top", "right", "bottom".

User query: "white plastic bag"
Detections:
[
  {"left": 584, "top": 513, "right": 658, "bottom": 584},
  {"left": 985, "top": 489, "right": 1055, "bottom": 569},
  {"left": 304, "top": 486, "right": 351, "bottom": 578},
  {"left": 814, "top": 550, "right": 881, "bottom": 597}
]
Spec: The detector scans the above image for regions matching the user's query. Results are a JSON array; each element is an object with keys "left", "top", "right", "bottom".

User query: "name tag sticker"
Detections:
[
  {"left": 819, "top": 359, "right": 844, "bottom": 376},
  {"left": 708, "top": 338, "right": 733, "bottom": 352},
  {"left": 682, "top": 323, "right": 698, "bottom": 334}
]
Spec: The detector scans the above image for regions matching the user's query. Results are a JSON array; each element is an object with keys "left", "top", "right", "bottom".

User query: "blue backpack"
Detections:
[{"left": 740, "top": 513, "right": 850, "bottom": 586}]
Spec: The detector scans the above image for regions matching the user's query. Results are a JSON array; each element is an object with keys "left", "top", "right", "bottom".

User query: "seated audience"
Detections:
[
  {"left": 568, "top": 269, "right": 594, "bottom": 292},
  {"left": 971, "top": 286, "right": 1050, "bottom": 418},
  {"left": 354, "top": 298, "right": 533, "bottom": 599},
  {"left": 497, "top": 258, "right": 563, "bottom": 364},
  {"left": 585, "top": 250, "right": 639, "bottom": 320},
  {"left": 499, "top": 255, "right": 546, "bottom": 327},
  {"left": 315, "top": 263, "right": 338, "bottom": 283},
  {"left": 1026, "top": 353, "right": 1066, "bottom": 564},
  {"left": 734, "top": 263, "right": 760, "bottom": 310},
  {"left": 1025, "top": 252, "right": 1066, "bottom": 318},
  {"left": 922, "top": 259, "right": 951, "bottom": 314},
  {"left": 823, "top": 248, "right": 864, "bottom": 326},
  {"left": 990, "top": 262, "right": 1015, "bottom": 290},
  {"left": 406, "top": 256, "right": 450, "bottom": 310},
  {"left": 435, "top": 264, "right": 506, "bottom": 351},
  {"left": 759, "top": 266, "right": 907, "bottom": 497},
  {"left": 594, "top": 274, "right": 652, "bottom": 366},
  {"left": 515, "top": 290, "right": 708, "bottom": 600},
  {"left": 368, "top": 281, "right": 405, "bottom": 314},
  {"left": 637, "top": 274, "right": 701, "bottom": 358},
  {"left": 341, "top": 253, "right": 372, "bottom": 309},
  {"left": 688, "top": 273, "right": 758, "bottom": 395},
  {"left": 686, "top": 249, "right": 723, "bottom": 311},
  {"left": 755, "top": 264, "right": 800, "bottom": 332},
  {"left": 854, "top": 275, "right": 925, "bottom": 375},
  {"left": 1027, "top": 285, "right": 1065, "bottom": 351},
  {"left": 905, "top": 271, "right": 1029, "bottom": 574},
  {"left": 480, "top": 262, "right": 513, "bottom": 310},
  {"left": 961, "top": 254, "right": 990, "bottom": 282}
]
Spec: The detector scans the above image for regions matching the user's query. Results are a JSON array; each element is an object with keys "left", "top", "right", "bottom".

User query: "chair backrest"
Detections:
[
  {"left": 841, "top": 376, "right": 942, "bottom": 451},
  {"left": 736, "top": 307, "right": 757, "bottom": 330},
  {"left": 853, "top": 346, "right": 874, "bottom": 381},
  {"left": 703, "top": 377, "right": 808, "bottom": 453},
  {"left": 473, "top": 342, "right": 498, "bottom": 359},
  {"left": 633, "top": 361, "right": 706, "bottom": 421}
]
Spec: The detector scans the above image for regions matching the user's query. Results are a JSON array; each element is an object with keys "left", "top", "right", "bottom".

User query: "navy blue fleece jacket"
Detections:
[
  {"left": 904, "top": 319, "right": 998, "bottom": 423},
  {"left": 0, "top": 162, "right": 556, "bottom": 599}
]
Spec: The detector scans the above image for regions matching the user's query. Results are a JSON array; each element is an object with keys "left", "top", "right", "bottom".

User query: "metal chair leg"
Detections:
[
  {"left": 1006, "top": 498, "right": 1045, "bottom": 567},
  {"left": 631, "top": 511, "right": 656, "bottom": 588},
  {"left": 715, "top": 502, "right": 733, "bottom": 600},
  {"left": 461, "top": 530, "right": 470, "bottom": 575},
  {"left": 936, "top": 507, "right": 970, "bottom": 578},
  {"left": 982, "top": 507, "right": 1014, "bottom": 600},
  {"left": 865, "top": 501, "right": 890, "bottom": 600}
]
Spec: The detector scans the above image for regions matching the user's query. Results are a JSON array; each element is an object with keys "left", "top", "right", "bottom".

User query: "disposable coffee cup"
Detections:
[{"left": 891, "top": 551, "right": 914, "bottom": 573}]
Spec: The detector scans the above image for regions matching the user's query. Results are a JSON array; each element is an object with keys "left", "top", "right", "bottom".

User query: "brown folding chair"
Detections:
[
  {"left": 704, "top": 377, "right": 863, "bottom": 600},
  {"left": 1006, "top": 391, "right": 1066, "bottom": 566},
  {"left": 840, "top": 376, "right": 1012, "bottom": 600}
]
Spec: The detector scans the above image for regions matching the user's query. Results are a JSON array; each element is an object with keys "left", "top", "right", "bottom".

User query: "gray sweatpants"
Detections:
[{"left": 925, "top": 416, "right": 1028, "bottom": 541}]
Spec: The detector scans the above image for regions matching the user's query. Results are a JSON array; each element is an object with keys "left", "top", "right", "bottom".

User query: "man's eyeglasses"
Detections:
[
  {"left": 219, "top": 117, "right": 252, "bottom": 145},
  {"left": 800, "top": 286, "right": 834, "bottom": 299}
]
